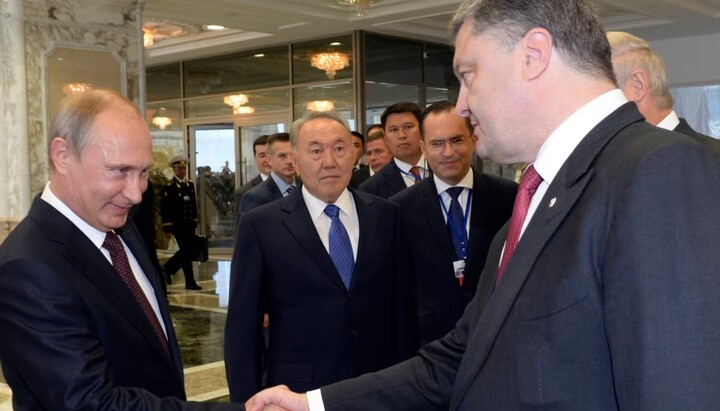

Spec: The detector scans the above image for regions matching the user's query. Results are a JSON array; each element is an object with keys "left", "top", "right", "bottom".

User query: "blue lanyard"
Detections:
[
  {"left": 399, "top": 165, "right": 427, "bottom": 181},
  {"left": 438, "top": 189, "right": 472, "bottom": 259}
]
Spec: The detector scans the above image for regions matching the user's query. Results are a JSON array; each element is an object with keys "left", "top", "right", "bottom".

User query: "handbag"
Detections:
[{"left": 193, "top": 235, "right": 209, "bottom": 262}]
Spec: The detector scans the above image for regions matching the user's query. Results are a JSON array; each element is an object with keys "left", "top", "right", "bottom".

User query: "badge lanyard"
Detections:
[{"left": 439, "top": 189, "right": 472, "bottom": 286}]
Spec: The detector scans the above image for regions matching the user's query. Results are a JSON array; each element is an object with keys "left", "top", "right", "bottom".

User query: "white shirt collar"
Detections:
[
  {"left": 393, "top": 155, "right": 427, "bottom": 173},
  {"left": 302, "top": 186, "right": 354, "bottom": 221},
  {"left": 656, "top": 110, "right": 680, "bottom": 131},
  {"left": 260, "top": 173, "right": 269, "bottom": 181},
  {"left": 532, "top": 89, "right": 628, "bottom": 185},
  {"left": 434, "top": 168, "right": 474, "bottom": 194},
  {"left": 41, "top": 182, "right": 108, "bottom": 250}
]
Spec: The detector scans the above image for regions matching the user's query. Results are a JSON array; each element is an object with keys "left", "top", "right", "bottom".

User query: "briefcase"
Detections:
[{"left": 193, "top": 235, "right": 209, "bottom": 262}]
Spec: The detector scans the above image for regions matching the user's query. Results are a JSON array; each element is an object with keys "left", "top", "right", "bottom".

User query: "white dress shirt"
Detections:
[
  {"left": 434, "top": 169, "right": 474, "bottom": 235},
  {"left": 394, "top": 155, "right": 428, "bottom": 187},
  {"left": 656, "top": 110, "right": 681, "bottom": 131},
  {"left": 301, "top": 186, "right": 360, "bottom": 260}
]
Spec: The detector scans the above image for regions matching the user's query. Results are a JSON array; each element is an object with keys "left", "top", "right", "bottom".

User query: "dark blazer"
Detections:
[
  {"left": 349, "top": 166, "right": 371, "bottom": 189},
  {"left": 320, "top": 103, "right": 720, "bottom": 410},
  {"left": 357, "top": 161, "right": 407, "bottom": 199},
  {"left": 0, "top": 198, "right": 235, "bottom": 410},
  {"left": 233, "top": 174, "right": 263, "bottom": 230},
  {"left": 675, "top": 118, "right": 720, "bottom": 156},
  {"left": 225, "top": 188, "right": 412, "bottom": 402},
  {"left": 389, "top": 167, "right": 517, "bottom": 346},
  {"left": 238, "top": 175, "right": 302, "bottom": 214}
]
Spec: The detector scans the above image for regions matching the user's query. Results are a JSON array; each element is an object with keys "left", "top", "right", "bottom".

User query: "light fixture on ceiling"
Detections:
[
  {"left": 233, "top": 106, "right": 256, "bottom": 114},
  {"left": 203, "top": 24, "right": 226, "bottom": 31},
  {"left": 310, "top": 52, "right": 350, "bottom": 79},
  {"left": 188, "top": 69, "right": 222, "bottom": 94},
  {"left": 306, "top": 100, "right": 335, "bottom": 112},
  {"left": 143, "top": 28, "right": 154, "bottom": 47},
  {"left": 224, "top": 94, "right": 255, "bottom": 114},
  {"left": 152, "top": 116, "right": 172, "bottom": 130},
  {"left": 62, "top": 83, "right": 92, "bottom": 96},
  {"left": 337, "top": 0, "right": 376, "bottom": 17}
]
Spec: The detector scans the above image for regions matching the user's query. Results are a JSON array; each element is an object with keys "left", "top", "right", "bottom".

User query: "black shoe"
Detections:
[{"left": 185, "top": 284, "right": 202, "bottom": 290}]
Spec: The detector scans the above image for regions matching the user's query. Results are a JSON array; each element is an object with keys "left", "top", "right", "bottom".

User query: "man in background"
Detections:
[
  {"left": 161, "top": 154, "right": 202, "bottom": 290},
  {"left": 607, "top": 31, "right": 720, "bottom": 154},
  {"left": 350, "top": 130, "right": 392, "bottom": 188},
  {"left": 233, "top": 134, "right": 271, "bottom": 230},
  {"left": 351, "top": 131, "right": 367, "bottom": 172}
]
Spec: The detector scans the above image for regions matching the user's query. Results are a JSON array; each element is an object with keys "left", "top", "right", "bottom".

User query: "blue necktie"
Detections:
[
  {"left": 284, "top": 185, "right": 296, "bottom": 197},
  {"left": 324, "top": 205, "right": 354, "bottom": 289},
  {"left": 446, "top": 187, "right": 468, "bottom": 260}
]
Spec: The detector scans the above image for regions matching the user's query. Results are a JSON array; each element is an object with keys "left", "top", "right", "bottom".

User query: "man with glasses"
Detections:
[{"left": 390, "top": 100, "right": 516, "bottom": 346}]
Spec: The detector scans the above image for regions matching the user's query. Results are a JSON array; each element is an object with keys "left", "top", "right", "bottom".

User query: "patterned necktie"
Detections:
[
  {"left": 496, "top": 165, "right": 543, "bottom": 284},
  {"left": 285, "top": 185, "right": 296, "bottom": 197},
  {"left": 103, "top": 232, "right": 170, "bottom": 357},
  {"left": 446, "top": 187, "right": 468, "bottom": 260},
  {"left": 324, "top": 205, "right": 354, "bottom": 289},
  {"left": 409, "top": 166, "right": 423, "bottom": 184}
]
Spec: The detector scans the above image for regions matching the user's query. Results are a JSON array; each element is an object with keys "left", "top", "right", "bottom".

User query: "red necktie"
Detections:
[
  {"left": 103, "top": 232, "right": 170, "bottom": 357},
  {"left": 496, "top": 165, "right": 543, "bottom": 284},
  {"left": 409, "top": 166, "right": 422, "bottom": 184}
]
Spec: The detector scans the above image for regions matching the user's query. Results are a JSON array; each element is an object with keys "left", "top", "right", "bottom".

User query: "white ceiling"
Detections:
[{"left": 143, "top": 0, "right": 720, "bottom": 65}]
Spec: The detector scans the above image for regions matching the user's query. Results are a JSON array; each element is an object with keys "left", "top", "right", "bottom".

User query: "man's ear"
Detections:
[
  {"left": 522, "top": 28, "right": 553, "bottom": 81},
  {"left": 625, "top": 69, "right": 650, "bottom": 102},
  {"left": 49, "top": 137, "right": 71, "bottom": 175}
]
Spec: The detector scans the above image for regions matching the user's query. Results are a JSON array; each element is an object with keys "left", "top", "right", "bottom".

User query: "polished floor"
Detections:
[{"left": 0, "top": 253, "right": 234, "bottom": 409}]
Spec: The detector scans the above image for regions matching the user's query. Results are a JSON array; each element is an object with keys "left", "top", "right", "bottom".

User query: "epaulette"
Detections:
[{"left": 166, "top": 180, "right": 174, "bottom": 186}]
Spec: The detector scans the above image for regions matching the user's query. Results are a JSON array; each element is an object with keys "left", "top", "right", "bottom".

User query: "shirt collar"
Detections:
[
  {"left": 393, "top": 155, "right": 426, "bottom": 173},
  {"left": 41, "top": 181, "right": 108, "bottom": 250},
  {"left": 302, "top": 186, "right": 354, "bottom": 221},
  {"left": 270, "top": 171, "right": 294, "bottom": 193},
  {"left": 656, "top": 110, "right": 680, "bottom": 131},
  {"left": 434, "top": 168, "right": 474, "bottom": 194},
  {"left": 532, "top": 89, "right": 627, "bottom": 185}
]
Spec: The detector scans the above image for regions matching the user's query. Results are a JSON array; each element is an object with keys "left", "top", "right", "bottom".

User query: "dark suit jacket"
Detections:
[
  {"left": 357, "top": 161, "right": 407, "bottom": 199},
  {"left": 233, "top": 174, "right": 263, "bottom": 231},
  {"left": 675, "top": 118, "right": 720, "bottom": 156},
  {"left": 389, "top": 167, "right": 516, "bottom": 346},
  {"left": 349, "top": 166, "right": 371, "bottom": 189},
  {"left": 0, "top": 198, "right": 236, "bottom": 410},
  {"left": 320, "top": 103, "right": 720, "bottom": 410},
  {"left": 238, "top": 175, "right": 302, "bottom": 214},
  {"left": 225, "top": 188, "right": 412, "bottom": 402}
]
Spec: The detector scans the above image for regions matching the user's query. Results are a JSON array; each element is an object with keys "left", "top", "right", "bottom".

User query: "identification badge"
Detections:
[
  {"left": 183, "top": 195, "right": 191, "bottom": 201},
  {"left": 453, "top": 260, "right": 466, "bottom": 286}
]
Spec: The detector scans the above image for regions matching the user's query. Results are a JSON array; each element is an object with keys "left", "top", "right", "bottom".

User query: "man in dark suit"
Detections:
[
  {"left": 390, "top": 101, "right": 516, "bottom": 346},
  {"left": 607, "top": 31, "right": 720, "bottom": 154},
  {"left": 0, "top": 90, "right": 240, "bottom": 410},
  {"left": 358, "top": 102, "right": 428, "bottom": 198},
  {"left": 350, "top": 131, "right": 367, "bottom": 172},
  {"left": 225, "top": 110, "right": 412, "bottom": 403},
  {"left": 349, "top": 130, "right": 392, "bottom": 189},
  {"left": 233, "top": 134, "right": 270, "bottom": 230},
  {"left": 238, "top": 133, "right": 299, "bottom": 213},
  {"left": 246, "top": 1, "right": 720, "bottom": 410},
  {"left": 161, "top": 154, "right": 201, "bottom": 290}
]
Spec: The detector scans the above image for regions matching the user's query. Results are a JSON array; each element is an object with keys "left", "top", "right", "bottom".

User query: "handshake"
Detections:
[{"left": 244, "top": 385, "right": 310, "bottom": 411}]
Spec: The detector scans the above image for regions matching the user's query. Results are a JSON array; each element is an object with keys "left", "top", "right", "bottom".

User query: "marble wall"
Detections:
[{"left": 0, "top": 0, "right": 141, "bottom": 241}]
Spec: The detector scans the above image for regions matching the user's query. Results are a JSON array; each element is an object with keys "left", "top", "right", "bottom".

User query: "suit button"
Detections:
[{"left": 350, "top": 329, "right": 358, "bottom": 338}]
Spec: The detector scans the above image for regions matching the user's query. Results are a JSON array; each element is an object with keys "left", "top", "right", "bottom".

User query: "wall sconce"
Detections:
[
  {"left": 306, "top": 100, "right": 335, "bottom": 112},
  {"left": 152, "top": 116, "right": 172, "bottom": 130},
  {"left": 310, "top": 52, "right": 349, "bottom": 79}
]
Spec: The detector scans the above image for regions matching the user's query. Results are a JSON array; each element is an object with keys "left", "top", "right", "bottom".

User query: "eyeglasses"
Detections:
[{"left": 425, "top": 136, "right": 469, "bottom": 152}]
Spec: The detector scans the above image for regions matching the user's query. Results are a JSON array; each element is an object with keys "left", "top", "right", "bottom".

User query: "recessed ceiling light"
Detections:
[
  {"left": 330, "top": 42, "right": 342, "bottom": 46},
  {"left": 254, "top": 53, "right": 265, "bottom": 57},
  {"left": 203, "top": 24, "right": 225, "bottom": 31}
]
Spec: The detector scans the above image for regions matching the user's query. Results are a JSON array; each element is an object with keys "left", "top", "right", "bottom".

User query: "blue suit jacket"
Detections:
[
  {"left": 357, "top": 161, "right": 407, "bottom": 199},
  {"left": 320, "top": 103, "right": 720, "bottom": 410},
  {"left": 225, "top": 188, "right": 413, "bottom": 402},
  {"left": 390, "top": 167, "right": 517, "bottom": 346},
  {"left": 0, "top": 198, "right": 236, "bottom": 410}
]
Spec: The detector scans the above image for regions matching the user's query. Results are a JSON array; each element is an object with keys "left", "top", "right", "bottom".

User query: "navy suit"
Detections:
[
  {"left": 674, "top": 118, "right": 720, "bottom": 156},
  {"left": 233, "top": 174, "right": 263, "bottom": 230},
  {"left": 357, "top": 161, "right": 407, "bottom": 199},
  {"left": 225, "top": 188, "right": 412, "bottom": 402},
  {"left": 389, "top": 167, "right": 516, "bottom": 346},
  {"left": 349, "top": 166, "right": 371, "bottom": 189},
  {"left": 0, "top": 198, "right": 236, "bottom": 410},
  {"left": 319, "top": 103, "right": 720, "bottom": 410}
]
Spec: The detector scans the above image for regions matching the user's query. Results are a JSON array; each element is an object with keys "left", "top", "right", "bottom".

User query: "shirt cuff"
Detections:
[{"left": 307, "top": 389, "right": 326, "bottom": 411}]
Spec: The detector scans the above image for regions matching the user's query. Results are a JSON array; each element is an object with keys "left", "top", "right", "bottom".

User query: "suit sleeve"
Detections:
[
  {"left": 602, "top": 142, "right": 720, "bottom": 410},
  {"left": 225, "top": 212, "right": 266, "bottom": 402},
  {"left": 0, "top": 258, "right": 234, "bottom": 411}
]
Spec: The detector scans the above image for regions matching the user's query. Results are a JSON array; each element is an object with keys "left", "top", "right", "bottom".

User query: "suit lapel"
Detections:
[
  {"left": 280, "top": 194, "right": 348, "bottom": 291},
  {"left": 385, "top": 162, "right": 407, "bottom": 194},
  {"left": 265, "top": 176, "right": 283, "bottom": 200},
  {"left": 351, "top": 189, "right": 380, "bottom": 290},
  {"left": 449, "top": 103, "right": 646, "bottom": 409}
]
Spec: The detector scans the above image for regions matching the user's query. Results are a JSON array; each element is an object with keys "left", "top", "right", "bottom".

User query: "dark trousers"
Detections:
[{"left": 164, "top": 227, "right": 199, "bottom": 288}]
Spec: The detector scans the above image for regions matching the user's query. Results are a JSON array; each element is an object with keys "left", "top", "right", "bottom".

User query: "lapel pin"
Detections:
[{"left": 549, "top": 197, "right": 557, "bottom": 208}]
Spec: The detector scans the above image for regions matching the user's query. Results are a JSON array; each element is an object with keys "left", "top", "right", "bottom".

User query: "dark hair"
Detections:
[
  {"left": 421, "top": 100, "right": 473, "bottom": 137},
  {"left": 252, "top": 135, "right": 269, "bottom": 155},
  {"left": 449, "top": 0, "right": 615, "bottom": 82},
  {"left": 380, "top": 102, "right": 423, "bottom": 129},
  {"left": 367, "top": 130, "right": 385, "bottom": 144},
  {"left": 267, "top": 132, "right": 290, "bottom": 155},
  {"left": 351, "top": 131, "right": 365, "bottom": 145}
]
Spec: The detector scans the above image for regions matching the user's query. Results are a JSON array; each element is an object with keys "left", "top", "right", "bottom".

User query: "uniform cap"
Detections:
[{"left": 169, "top": 154, "right": 189, "bottom": 167}]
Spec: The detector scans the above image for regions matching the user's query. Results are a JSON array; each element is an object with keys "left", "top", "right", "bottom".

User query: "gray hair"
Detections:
[
  {"left": 607, "top": 31, "right": 674, "bottom": 110},
  {"left": 49, "top": 89, "right": 139, "bottom": 168},
  {"left": 290, "top": 110, "right": 350, "bottom": 147},
  {"left": 449, "top": 0, "right": 615, "bottom": 82}
]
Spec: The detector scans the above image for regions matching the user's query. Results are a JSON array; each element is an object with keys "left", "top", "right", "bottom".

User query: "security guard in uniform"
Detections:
[{"left": 161, "top": 154, "right": 202, "bottom": 290}]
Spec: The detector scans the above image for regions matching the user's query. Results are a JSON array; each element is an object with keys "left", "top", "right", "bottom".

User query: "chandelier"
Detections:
[
  {"left": 233, "top": 106, "right": 256, "bottom": 115},
  {"left": 224, "top": 94, "right": 255, "bottom": 114},
  {"left": 152, "top": 116, "right": 172, "bottom": 130},
  {"left": 306, "top": 100, "right": 335, "bottom": 112},
  {"left": 188, "top": 69, "right": 221, "bottom": 94},
  {"left": 311, "top": 52, "right": 349, "bottom": 79},
  {"left": 62, "top": 83, "right": 92, "bottom": 96},
  {"left": 337, "top": 0, "right": 376, "bottom": 17}
]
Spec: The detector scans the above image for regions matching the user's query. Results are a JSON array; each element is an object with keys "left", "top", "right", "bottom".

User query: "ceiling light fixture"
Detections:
[
  {"left": 203, "top": 24, "right": 226, "bottom": 31},
  {"left": 337, "top": 0, "right": 376, "bottom": 17},
  {"left": 62, "top": 83, "right": 92, "bottom": 96},
  {"left": 306, "top": 100, "right": 335, "bottom": 112},
  {"left": 152, "top": 116, "right": 172, "bottom": 130},
  {"left": 233, "top": 106, "right": 256, "bottom": 115},
  {"left": 224, "top": 94, "right": 254, "bottom": 114},
  {"left": 310, "top": 52, "right": 350, "bottom": 79},
  {"left": 143, "top": 28, "right": 155, "bottom": 47}
]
